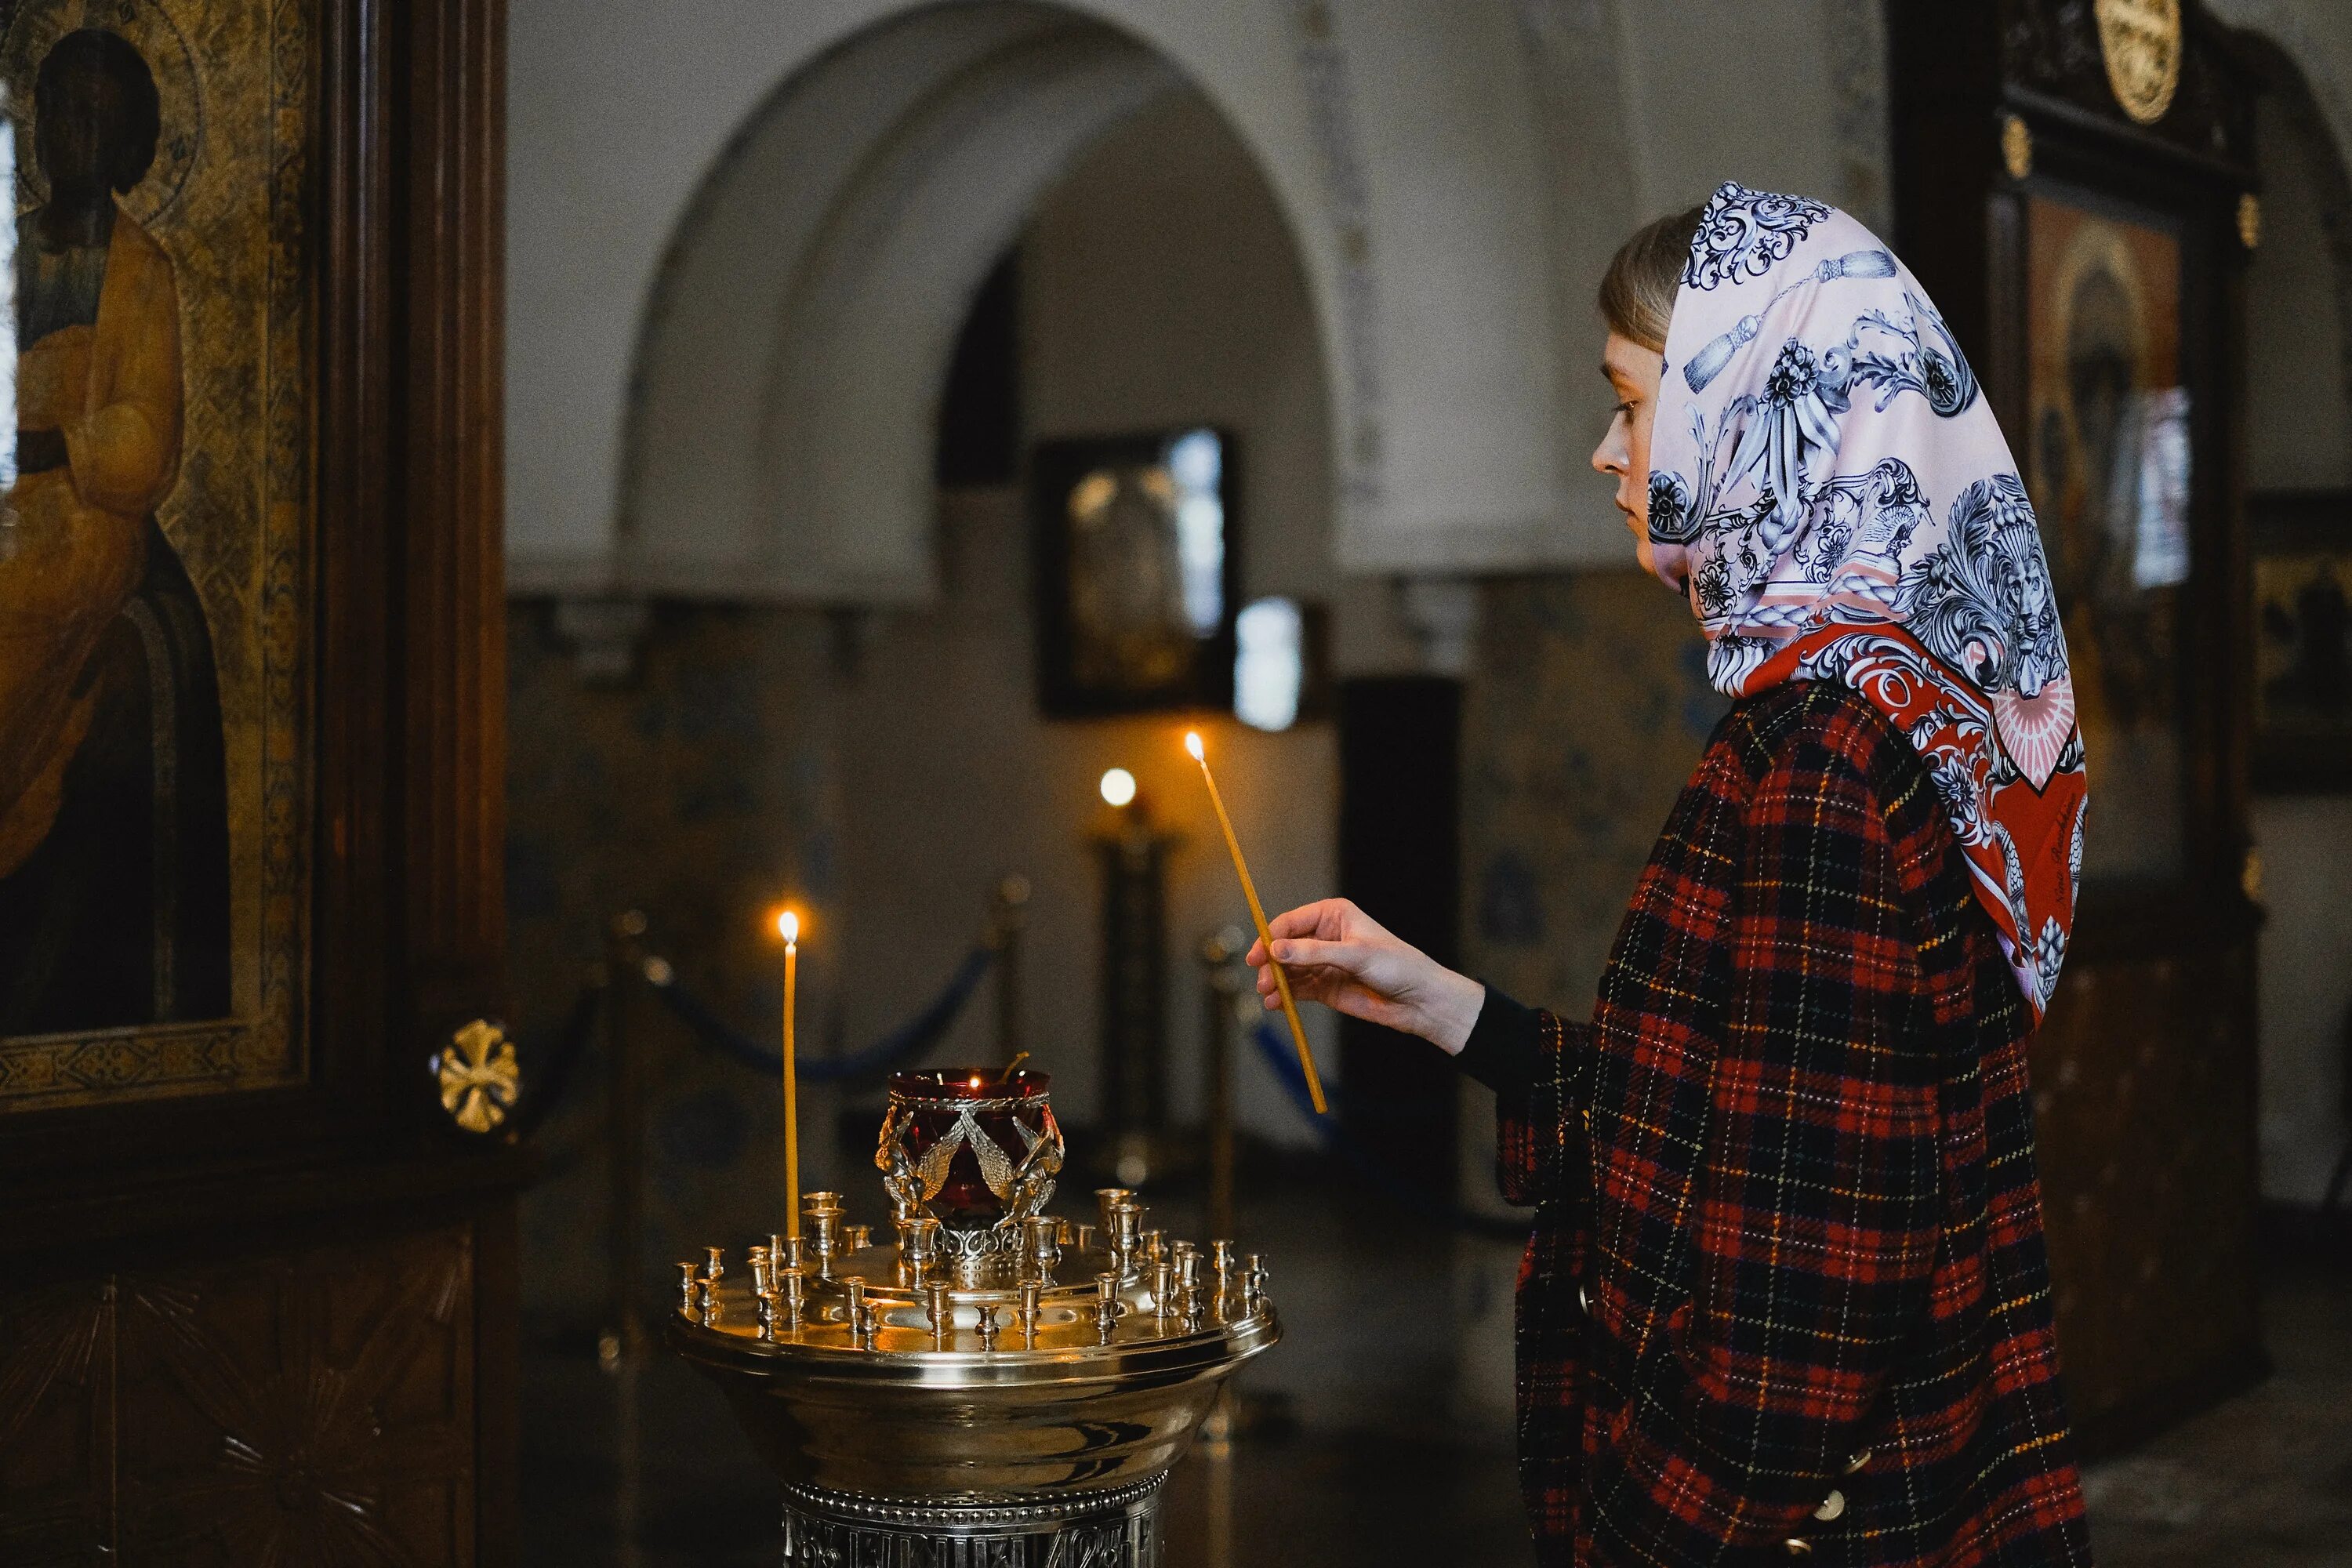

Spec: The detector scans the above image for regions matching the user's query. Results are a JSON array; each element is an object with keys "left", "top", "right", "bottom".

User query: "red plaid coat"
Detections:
[{"left": 1475, "top": 682, "right": 2092, "bottom": 1566}]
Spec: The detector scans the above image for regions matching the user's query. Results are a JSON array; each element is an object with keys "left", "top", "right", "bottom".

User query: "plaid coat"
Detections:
[{"left": 1479, "top": 682, "right": 2092, "bottom": 1566}]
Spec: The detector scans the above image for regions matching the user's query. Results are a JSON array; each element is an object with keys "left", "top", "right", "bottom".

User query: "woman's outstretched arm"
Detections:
[{"left": 1247, "top": 900, "right": 1588, "bottom": 1207}]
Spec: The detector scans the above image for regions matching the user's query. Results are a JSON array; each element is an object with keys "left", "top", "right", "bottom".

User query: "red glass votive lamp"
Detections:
[{"left": 880, "top": 1067, "right": 1062, "bottom": 1235}]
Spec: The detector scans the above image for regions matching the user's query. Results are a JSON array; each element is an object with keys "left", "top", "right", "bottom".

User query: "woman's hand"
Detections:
[{"left": 1246, "top": 898, "right": 1486, "bottom": 1054}]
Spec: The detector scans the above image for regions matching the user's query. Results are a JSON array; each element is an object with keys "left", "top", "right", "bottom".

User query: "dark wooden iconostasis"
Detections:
[
  {"left": 0, "top": 1, "right": 518, "bottom": 1563},
  {"left": 1891, "top": 0, "right": 2265, "bottom": 1455}
]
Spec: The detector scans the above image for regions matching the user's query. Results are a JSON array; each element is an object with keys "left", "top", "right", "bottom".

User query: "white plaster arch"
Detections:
[
  {"left": 506, "top": 0, "right": 1627, "bottom": 602},
  {"left": 622, "top": 7, "right": 1180, "bottom": 601},
  {"left": 2208, "top": 0, "right": 2352, "bottom": 174}
]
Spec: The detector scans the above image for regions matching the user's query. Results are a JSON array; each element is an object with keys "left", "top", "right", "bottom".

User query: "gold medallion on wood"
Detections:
[{"left": 2093, "top": 0, "right": 2183, "bottom": 125}]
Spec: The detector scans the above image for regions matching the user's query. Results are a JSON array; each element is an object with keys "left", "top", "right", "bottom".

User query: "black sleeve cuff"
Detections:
[{"left": 1453, "top": 983, "right": 1542, "bottom": 1098}]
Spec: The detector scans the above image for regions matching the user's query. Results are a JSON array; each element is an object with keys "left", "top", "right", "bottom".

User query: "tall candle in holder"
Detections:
[{"left": 778, "top": 909, "right": 801, "bottom": 1236}]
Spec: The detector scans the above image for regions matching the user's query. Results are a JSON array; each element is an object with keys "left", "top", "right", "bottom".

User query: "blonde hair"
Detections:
[{"left": 1598, "top": 204, "right": 1705, "bottom": 352}]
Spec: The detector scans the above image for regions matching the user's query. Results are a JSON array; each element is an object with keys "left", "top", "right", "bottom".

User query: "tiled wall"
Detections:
[{"left": 1460, "top": 571, "right": 1727, "bottom": 1017}]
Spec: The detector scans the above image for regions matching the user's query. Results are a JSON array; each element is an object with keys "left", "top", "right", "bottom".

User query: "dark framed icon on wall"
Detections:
[
  {"left": 0, "top": 3, "right": 311, "bottom": 1109},
  {"left": 1030, "top": 427, "right": 1240, "bottom": 717},
  {"left": 2019, "top": 188, "right": 2193, "bottom": 882},
  {"left": 2251, "top": 490, "right": 2352, "bottom": 791}
]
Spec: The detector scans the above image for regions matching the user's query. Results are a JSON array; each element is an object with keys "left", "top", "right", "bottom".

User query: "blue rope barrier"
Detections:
[
  {"left": 1247, "top": 1018, "right": 1530, "bottom": 1241},
  {"left": 508, "top": 978, "right": 608, "bottom": 1139},
  {"left": 644, "top": 942, "right": 996, "bottom": 1083}
]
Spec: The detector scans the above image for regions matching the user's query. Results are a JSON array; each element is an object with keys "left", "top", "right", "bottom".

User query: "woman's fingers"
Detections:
[
  {"left": 1266, "top": 937, "right": 1366, "bottom": 975},
  {"left": 1257, "top": 952, "right": 1379, "bottom": 1011},
  {"left": 1265, "top": 902, "right": 1335, "bottom": 939},
  {"left": 1265, "top": 967, "right": 1413, "bottom": 1033},
  {"left": 1251, "top": 899, "right": 1354, "bottom": 964}
]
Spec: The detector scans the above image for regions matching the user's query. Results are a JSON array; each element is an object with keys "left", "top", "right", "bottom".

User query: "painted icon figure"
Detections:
[{"left": 0, "top": 27, "right": 228, "bottom": 1033}]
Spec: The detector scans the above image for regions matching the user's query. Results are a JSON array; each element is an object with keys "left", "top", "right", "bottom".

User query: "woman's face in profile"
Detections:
[{"left": 1592, "top": 332, "right": 1665, "bottom": 578}]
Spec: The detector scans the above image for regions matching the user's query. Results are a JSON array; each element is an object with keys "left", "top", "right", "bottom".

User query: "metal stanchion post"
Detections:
[
  {"left": 1196, "top": 926, "right": 1254, "bottom": 1458},
  {"left": 605, "top": 909, "right": 650, "bottom": 1359},
  {"left": 1198, "top": 927, "right": 1248, "bottom": 1245},
  {"left": 604, "top": 909, "right": 649, "bottom": 1568},
  {"left": 993, "top": 874, "right": 1030, "bottom": 1064}
]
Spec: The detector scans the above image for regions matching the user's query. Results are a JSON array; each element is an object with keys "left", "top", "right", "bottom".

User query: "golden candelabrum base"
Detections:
[{"left": 670, "top": 1072, "right": 1279, "bottom": 1565}]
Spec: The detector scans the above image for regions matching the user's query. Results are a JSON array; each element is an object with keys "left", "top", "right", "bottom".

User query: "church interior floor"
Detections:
[{"left": 519, "top": 1177, "right": 2352, "bottom": 1566}]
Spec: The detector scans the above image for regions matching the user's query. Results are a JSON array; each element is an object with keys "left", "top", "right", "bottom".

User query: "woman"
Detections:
[{"left": 1250, "top": 184, "right": 2093, "bottom": 1565}]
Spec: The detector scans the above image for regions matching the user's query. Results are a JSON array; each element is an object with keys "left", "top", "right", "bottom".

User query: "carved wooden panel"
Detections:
[
  {"left": 0, "top": 1284, "right": 114, "bottom": 1567},
  {"left": 2028, "top": 944, "right": 2263, "bottom": 1447},
  {"left": 0, "top": 1225, "right": 477, "bottom": 1566}
]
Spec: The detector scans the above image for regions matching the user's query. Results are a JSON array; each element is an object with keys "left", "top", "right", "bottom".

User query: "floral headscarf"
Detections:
[{"left": 1647, "top": 182, "right": 2086, "bottom": 1018}]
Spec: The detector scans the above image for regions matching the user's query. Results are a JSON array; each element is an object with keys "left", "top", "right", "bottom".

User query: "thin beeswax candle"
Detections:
[
  {"left": 778, "top": 909, "right": 800, "bottom": 1236},
  {"left": 1185, "top": 731, "right": 1327, "bottom": 1115}
]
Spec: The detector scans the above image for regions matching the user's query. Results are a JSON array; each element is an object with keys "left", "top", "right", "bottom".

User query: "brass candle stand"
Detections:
[{"left": 669, "top": 1069, "right": 1279, "bottom": 1564}]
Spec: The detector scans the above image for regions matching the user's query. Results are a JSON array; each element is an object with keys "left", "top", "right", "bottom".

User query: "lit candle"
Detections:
[
  {"left": 778, "top": 909, "right": 801, "bottom": 1236},
  {"left": 1184, "top": 731, "right": 1328, "bottom": 1114}
]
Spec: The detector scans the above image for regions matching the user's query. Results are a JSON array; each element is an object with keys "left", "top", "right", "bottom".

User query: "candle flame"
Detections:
[
  {"left": 1099, "top": 768, "right": 1137, "bottom": 808},
  {"left": 777, "top": 909, "right": 799, "bottom": 944},
  {"left": 1184, "top": 731, "right": 1205, "bottom": 760}
]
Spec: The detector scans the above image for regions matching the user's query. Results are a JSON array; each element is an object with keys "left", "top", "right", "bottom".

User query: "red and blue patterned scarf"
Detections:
[{"left": 1647, "top": 181, "right": 2086, "bottom": 1018}]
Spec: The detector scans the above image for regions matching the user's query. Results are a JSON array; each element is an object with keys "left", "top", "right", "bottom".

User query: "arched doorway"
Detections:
[
  {"left": 586, "top": 0, "right": 1344, "bottom": 1148},
  {"left": 622, "top": 4, "right": 1193, "bottom": 603}
]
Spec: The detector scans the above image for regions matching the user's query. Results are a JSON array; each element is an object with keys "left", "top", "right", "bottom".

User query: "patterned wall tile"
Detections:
[{"left": 1461, "top": 572, "right": 1726, "bottom": 1016}]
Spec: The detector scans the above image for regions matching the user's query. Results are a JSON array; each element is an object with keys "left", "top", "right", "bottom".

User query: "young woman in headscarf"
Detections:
[{"left": 1249, "top": 184, "right": 2094, "bottom": 1565}]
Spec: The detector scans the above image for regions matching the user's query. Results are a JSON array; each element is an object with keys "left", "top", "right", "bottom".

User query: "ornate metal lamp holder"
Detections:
[
  {"left": 878, "top": 1066, "right": 1062, "bottom": 1272},
  {"left": 670, "top": 1067, "right": 1279, "bottom": 1565}
]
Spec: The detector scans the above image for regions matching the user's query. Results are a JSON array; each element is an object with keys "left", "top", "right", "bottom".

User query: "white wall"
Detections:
[
  {"left": 2244, "top": 87, "right": 2352, "bottom": 1207},
  {"left": 1610, "top": 0, "right": 1847, "bottom": 220},
  {"left": 2247, "top": 96, "right": 2352, "bottom": 493},
  {"left": 2213, "top": 0, "right": 2352, "bottom": 176}
]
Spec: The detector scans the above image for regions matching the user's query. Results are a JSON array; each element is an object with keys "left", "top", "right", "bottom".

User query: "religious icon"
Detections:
[
  {"left": 0, "top": 0, "right": 315, "bottom": 1112},
  {"left": 1030, "top": 427, "right": 1239, "bottom": 717},
  {"left": 2251, "top": 490, "right": 2352, "bottom": 791},
  {"left": 0, "top": 24, "right": 225, "bottom": 1034},
  {"left": 2023, "top": 193, "right": 2188, "bottom": 881}
]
